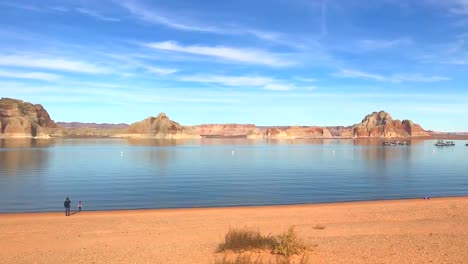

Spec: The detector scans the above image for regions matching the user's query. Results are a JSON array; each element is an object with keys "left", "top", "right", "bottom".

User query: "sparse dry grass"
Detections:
[
  {"left": 218, "top": 228, "right": 277, "bottom": 252},
  {"left": 273, "top": 227, "right": 307, "bottom": 257},
  {"left": 215, "top": 254, "right": 311, "bottom": 264},
  {"left": 218, "top": 227, "right": 307, "bottom": 257}
]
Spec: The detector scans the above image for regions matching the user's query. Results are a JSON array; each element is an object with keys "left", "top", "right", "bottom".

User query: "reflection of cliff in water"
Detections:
[
  {"left": 126, "top": 138, "right": 194, "bottom": 147},
  {"left": 355, "top": 139, "right": 425, "bottom": 177},
  {"left": 0, "top": 139, "right": 55, "bottom": 148},
  {"left": 0, "top": 139, "right": 51, "bottom": 176}
]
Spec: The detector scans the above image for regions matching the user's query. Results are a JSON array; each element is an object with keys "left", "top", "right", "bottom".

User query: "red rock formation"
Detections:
[
  {"left": 0, "top": 98, "right": 58, "bottom": 138},
  {"left": 192, "top": 124, "right": 261, "bottom": 138},
  {"left": 352, "top": 111, "right": 429, "bottom": 138},
  {"left": 125, "top": 113, "right": 195, "bottom": 137},
  {"left": 57, "top": 122, "right": 129, "bottom": 129}
]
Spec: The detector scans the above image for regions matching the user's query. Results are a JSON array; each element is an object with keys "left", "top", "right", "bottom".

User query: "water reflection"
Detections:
[
  {"left": 0, "top": 138, "right": 55, "bottom": 148},
  {"left": 0, "top": 150, "right": 49, "bottom": 176}
]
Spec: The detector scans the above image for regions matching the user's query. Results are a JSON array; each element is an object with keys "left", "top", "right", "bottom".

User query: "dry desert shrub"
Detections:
[
  {"left": 272, "top": 227, "right": 306, "bottom": 257},
  {"left": 218, "top": 228, "right": 277, "bottom": 252},
  {"left": 215, "top": 254, "right": 310, "bottom": 264},
  {"left": 218, "top": 227, "right": 307, "bottom": 257}
]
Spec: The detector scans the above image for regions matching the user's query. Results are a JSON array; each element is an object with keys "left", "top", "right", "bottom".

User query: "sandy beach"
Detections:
[{"left": 0, "top": 197, "right": 467, "bottom": 264}]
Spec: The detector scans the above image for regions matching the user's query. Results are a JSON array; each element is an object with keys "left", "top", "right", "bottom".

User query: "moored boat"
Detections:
[
  {"left": 446, "top": 141, "right": 455, "bottom": 146},
  {"left": 383, "top": 141, "right": 397, "bottom": 146},
  {"left": 435, "top": 140, "right": 455, "bottom": 146}
]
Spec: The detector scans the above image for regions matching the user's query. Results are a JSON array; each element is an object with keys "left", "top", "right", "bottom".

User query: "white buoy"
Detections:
[{"left": 232, "top": 149, "right": 235, "bottom": 156}]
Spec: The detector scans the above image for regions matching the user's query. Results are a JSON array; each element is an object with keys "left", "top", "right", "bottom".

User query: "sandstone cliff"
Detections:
[
  {"left": 0, "top": 97, "right": 431, "bottom": 139},
  {"left": 0, "top": 98, "right": 60, "bottom": 138},
  {"left": 120, "top": 113, "right": 199, "bottom": 138},
  {"left": 266, "top": 126, "right": 332, "bottom": 139},
  {"left": 352, "top": 111, "right": 429, "bottom": 138},
  {"left": 191, "top": 124, "right": 262, "bottom": 138}
]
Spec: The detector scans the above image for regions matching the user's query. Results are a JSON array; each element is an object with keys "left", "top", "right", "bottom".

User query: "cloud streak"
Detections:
[
  {"left": 178, "top": 74, "right": 309, "bottom": 91},
  {"left": 119, "top": 0, "right": 307, "bottom": 48},
  {"left": 333, "top": 69, "right": 450, "bottom": 82},
  {"left": 0, "top": 55, "right": 109, "bottom": 74},
  {"left": 143, "top": 41, "right": 292, "bottom": 66},
  {"left": 145, "top": 66, "right": 178, "bottom": 75},
  {"left": 0, "top": 69, "right": 61, "bottom": 81},
  {"left": 120, "top": 0, "right": 220, "bottom": 32},
  {"left": 358, "top": 38, "right": 412, "bottom": 50},
  {"left": 76, "top": 8, "right": 120, "bottom": 22}
]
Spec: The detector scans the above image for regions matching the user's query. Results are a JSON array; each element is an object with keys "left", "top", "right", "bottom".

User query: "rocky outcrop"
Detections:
[
  {"left": 57, "top": 122, "right": 129, "bottom": 129},
  {"left": 266, "top": 126, "right": 332, "bottom": 139},
  {"left": 352, "top": 111, "right": 429, "bottom": 138},
  {"left": 0, "top": 98, "right": 432, "bottom": 139},
  {"left": 121, "top": 113, "right": 199, "bottom": 138},
  {"left": 192, "top": 124, "right": 262, "bottom": 138},
  {"left": 0, "top": 98, "right": 60, "bottom": 138}
]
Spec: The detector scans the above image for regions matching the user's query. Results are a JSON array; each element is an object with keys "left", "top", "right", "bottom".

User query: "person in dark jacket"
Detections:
[{"left": 64, "top": 197, "right": 71, "bottom": 216}]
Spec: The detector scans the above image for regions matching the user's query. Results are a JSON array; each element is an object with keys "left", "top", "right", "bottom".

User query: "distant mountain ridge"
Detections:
[
  {"left": 57, "top": 122, "right": 129, "bottom": 129},
  {"left": 0, "top": 97, "right": 436, "bottom": 139}
]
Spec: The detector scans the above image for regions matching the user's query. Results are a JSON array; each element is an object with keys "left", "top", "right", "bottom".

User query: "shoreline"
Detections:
[
  {"left": 1, "top": 197, "right": 467, "bottom": 263},
  {"left": 1, "top": 195, "right": 467, "bottom": 215}
]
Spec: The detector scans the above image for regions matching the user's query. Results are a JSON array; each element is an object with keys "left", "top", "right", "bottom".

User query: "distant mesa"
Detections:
[
  {"left": 121, "top": 113, "right": 199, "bottom": 138},
  {"left": 352, "top": 111, "right": 429, "bottom": 138},
  {"left": 0, "top": 98, "right": 60, "bottom": 138},
  {"left": 0, "top": 97, "right": 437, "bottom": 139}
]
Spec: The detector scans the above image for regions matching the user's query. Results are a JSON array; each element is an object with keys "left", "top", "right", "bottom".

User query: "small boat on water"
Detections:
[
  {"left": 435, "top": 140, "right": 455, "bottom": 147},
  {"left": 383, "top": 141, "right": 408, "bottom": 146},
  {"left": 383, "top": 141, "right": 397, "bottom": 146},
  {"left": 446, "top": 141, "right": 455, "bottom": 146}
]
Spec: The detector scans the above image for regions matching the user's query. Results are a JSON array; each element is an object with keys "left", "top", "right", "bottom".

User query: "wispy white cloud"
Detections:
[
  {"left": 145, "top": 66, "right": 178, "bottom": 75},
  {"left": 358, "top": 38, "right": 412, "bottom": 50},
  {"left": 120, "top": 0, "right": 220, "bottom": 32},
  {"left": 0, "top": 69, "right": 61, "bottom": 81},
  {"left": 50, "top": 6, "right": 68, "bottom": 12},
  {"left": 333, "top": 69, "right": 450, "bottom": 82},
  {"left": 391, "top": 74, "right": 450, "bottom": 82},
  {"left": 0, "top": 55, "right": 110, "bottom": 74},
  {"left": 448, "top": 0, "right": 468, "bottom": 14},
  {"left": 332, "top": 69, "right": 386, "bottom": 81},
  {"left": 0, "top": 2, "right": 41, "bottom": 11},
  {"left": 179, "top": 75, "right": 274, "bottom": 86},
  {"left": 426, "top": 0, "right": 468, "bottom": 15},
  {"left": 264, "top": 83, "right": 296, "bottom": 91},
  {"left": 143, "top": 41, "right": 292, "bottom": 66},
  {"left": 119, "top": 0, "right": 308, "bottom": 48},
  {"left": 178, "top": 74, "right": 302, "bottom": 91},
  {"left": 76, "top": 8, "right": 120, "bottom": 22}
]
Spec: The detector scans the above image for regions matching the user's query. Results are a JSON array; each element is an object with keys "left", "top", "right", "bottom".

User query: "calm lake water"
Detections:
[{"left": 0, "top": 138, "right": 467, "bottom": 212}]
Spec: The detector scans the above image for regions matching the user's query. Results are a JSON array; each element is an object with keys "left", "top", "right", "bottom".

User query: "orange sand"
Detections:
[{"left": 0, "top": 197, "right": 467, "bottom": 264}]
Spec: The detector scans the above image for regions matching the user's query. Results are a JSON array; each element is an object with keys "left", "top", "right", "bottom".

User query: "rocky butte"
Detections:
[
  {"left": 0, "top": 98, "right": 61, "bottom": 138},
  {"left": 352, "top": 111, "right": 429, "bottom": 138},
  {"left": 0, "top": 98, "right": 431, "bottom": 139}
]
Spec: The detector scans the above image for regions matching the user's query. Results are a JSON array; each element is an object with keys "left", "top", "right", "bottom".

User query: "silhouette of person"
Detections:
[
  {"left": 64, "top": 197, "right": 71, "bottom": 216},
  {"left": 78, "top": 201, "right": 82, "bottom": 212}
]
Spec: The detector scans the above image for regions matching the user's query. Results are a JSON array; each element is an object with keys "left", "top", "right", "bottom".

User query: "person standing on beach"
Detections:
[
  {"left": 64, "top": 197, "right": 71, "bottom": 216},
  {"left": 78, "top": 201, "right": 82, "bottom": 212}
]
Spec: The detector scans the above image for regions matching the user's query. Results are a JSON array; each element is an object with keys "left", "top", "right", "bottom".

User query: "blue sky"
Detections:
[{"left": 0, "top": 0, "right": 467, "bottom": 131}]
